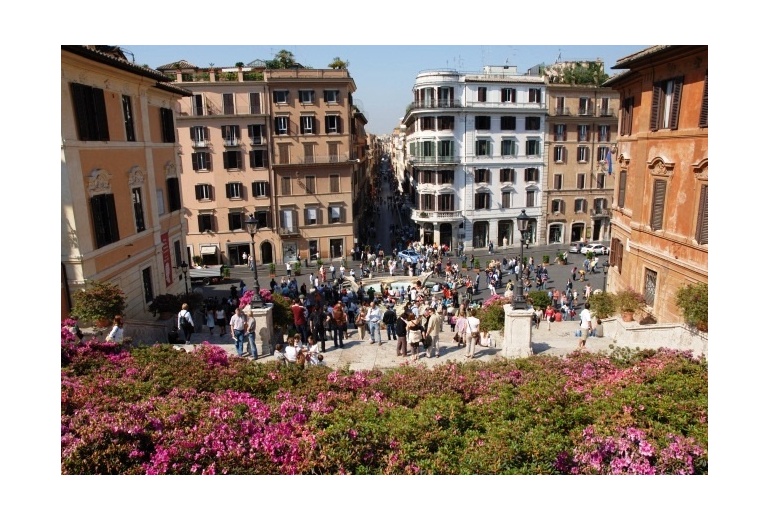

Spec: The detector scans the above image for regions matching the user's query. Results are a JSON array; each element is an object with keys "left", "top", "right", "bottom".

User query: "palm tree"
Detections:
[{"left": 328, "top": 57, "right": 349, "bottom": 69}]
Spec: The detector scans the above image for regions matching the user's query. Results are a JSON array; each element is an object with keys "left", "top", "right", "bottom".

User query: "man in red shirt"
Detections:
[{"left": 291, "top": 298, "right": 309, "bottom": 344}]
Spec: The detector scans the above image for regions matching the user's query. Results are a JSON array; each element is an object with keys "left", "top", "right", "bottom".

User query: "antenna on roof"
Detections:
[{"left": 557, "top": 49, "right": 562, "bottom": 63}]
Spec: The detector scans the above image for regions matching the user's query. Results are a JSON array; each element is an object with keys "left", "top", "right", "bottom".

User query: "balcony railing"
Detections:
[
  {"left": 223, "top": 138, "right": 240, "bottom": 147},
  {"left": 550, "top": 107, "right": 571, "bottom": 116},
  {"left": 590, "top": 208, "right": 610, "bottom": 217},
  {"left": 278, "top": 226, "right": 300, "bottom": 236},
  {"left": 408, "top": 155, "right": 460, "bottom": 165},
  {"left": 274, "top": 153, "right": 350, "bottom": 166},
  {"left": 192, "top": 140, "right": 210, "bottom": 148},
  {"left": 597, "top": 108, "right": 616, "bottom": 117},
  {"left": 411, "top": 209, "right": 463, "bottom": 221},
  {"left": 406, "top": 99, "right": 463, "bottom": 112}
]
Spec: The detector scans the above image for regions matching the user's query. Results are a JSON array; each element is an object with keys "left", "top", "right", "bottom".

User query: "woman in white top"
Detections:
[
  {"left": 454, "top": 309, "right": 468, "bottom": 348},
  {"left": 105, "top": 315, "right": 124, "bottom": 344},
  {"left": 465, "top": 309, "right": 481, "bottom": 359}
]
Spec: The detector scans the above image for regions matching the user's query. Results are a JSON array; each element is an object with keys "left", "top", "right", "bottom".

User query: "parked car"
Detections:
[
  {"left": 569, "top": 242, "right": 587, "bottom": 254},
  {"left": 582, "top": 243, "right": 609, "bottom": 255},
  {"left": 397, "top": 250, "right": 423, "bottom": 264}
]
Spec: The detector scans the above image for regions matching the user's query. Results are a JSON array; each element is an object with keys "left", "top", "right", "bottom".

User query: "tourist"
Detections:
[
  {"left": 105, "top": 315, "right": 124, "bottom": 344},
  {"left": 365, "top": 301, "right": 383, "bottom": 345},
  {"left": 578, "top": 303, "right": 593, "bottom": 350},
  {"left": 466, "top": 309, "right": 481, "bottom": 359},
  {"left": 229, "top": 307, "right": 246, "bottom": 357}
]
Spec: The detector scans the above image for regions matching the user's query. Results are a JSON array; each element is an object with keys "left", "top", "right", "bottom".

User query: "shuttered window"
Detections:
[
  {"left": 649, "top": 77, "right": 683, "bottom": 131},
  {"left": 650, "top": 179, "right": 667, "bottom": 230},
  {"left": 160, "top": 108, "right": 175, "bottom": 143},
  {"left": 71, "top": 83, "right": 110, "bottom": 141},
  {"left": 620, "top": 96, "right": 634, "bottom": 136},
  {"left": 90, "top": 193, "right": 119, "bottom": 248},
  {"left": 699, "top": 73, "right": 708, "bottom": 128},
  {"left": 166, "top": 178, "right": 181, "bottom": 212},
  {"left": 618, "top": 170, "right": 627, "bottom": 208},
  {"left": 249, "top": 92, "right": 261, "bottom": 114},
  {"left": 223, "top": 93, "right": 235, "bottom": 115},
  {"left": 696, "top": 184, "right": 708, "bottom": 245}
]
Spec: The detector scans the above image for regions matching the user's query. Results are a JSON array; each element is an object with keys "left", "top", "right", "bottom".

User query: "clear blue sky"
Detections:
[{"left": 123, "top": 45, "right": 649, "bottom": 135}]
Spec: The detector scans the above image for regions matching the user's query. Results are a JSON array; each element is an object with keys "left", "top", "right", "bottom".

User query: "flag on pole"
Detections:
[{"left": 606, "top": 148, "right": 613, "bottom": 174}]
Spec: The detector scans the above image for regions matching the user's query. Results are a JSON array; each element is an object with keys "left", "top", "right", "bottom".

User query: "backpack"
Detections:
[
  {"left": 333, "top": 305, "right": 345, "bottom": 325},
  {"left": 178, "top": 312, "right": 188, "bottom": 330}
]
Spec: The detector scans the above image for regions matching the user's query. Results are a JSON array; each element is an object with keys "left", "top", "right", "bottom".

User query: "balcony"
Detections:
[
  {"left": 408, "top": 155, "right": 460, "bottom": 166},
  {"left": 278, "top": 226, "right": 300, "bottom": 236},
  {"left": 274, "top": 153, "right": 351, "bottom": 166},
  {"left": 224, "top": 138, "right": 240, "bottom": 147},
  {"left": 550, "top": 107, "right": 571, "bottom": 116},
  {"left": 597, "top": 108, "right": 616, "bottom": 117},
  {"left": 590, "top": 208, "right": 610, "bottom": 217},
  {"left": 250, "top": 137, "right": 264, "bottom": 146},
  {"left": 411, "top": 209, "right": 463, "bottom": 222},
  {"left": 192, "top": 140, "right": 210, "bottom": 148},
  {"left": 406, "top": 99, "right": 463, "bottom": 113}
]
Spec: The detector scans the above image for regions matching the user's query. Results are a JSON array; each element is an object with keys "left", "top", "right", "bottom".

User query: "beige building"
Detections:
[
  {"left": 165, "top": 61, "right": 362, "bottom": 268},
  {"left": 543, "top": 63, "right": 618, "bottom": 245},
  {"left": 61, "top": 45, "right": 191, "bottom": 322}
]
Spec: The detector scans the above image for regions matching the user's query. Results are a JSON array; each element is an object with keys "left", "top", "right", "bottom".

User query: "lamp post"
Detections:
[
  {"left": 180, "top": 261, "right": 189, "bottom": 297},
  {"left": 602, "top": 260, "right": 610, "bottom": 292},
  {"left": 512, "top": 209, "right": 529, "bottom": 310},
  {"left": 244, "top": 215, "right": 262, "bottom": 308}
]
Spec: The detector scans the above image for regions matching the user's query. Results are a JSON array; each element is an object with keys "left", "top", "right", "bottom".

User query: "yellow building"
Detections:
[{"left": 61, "top": 46, "right": 191, "bottom": 323}]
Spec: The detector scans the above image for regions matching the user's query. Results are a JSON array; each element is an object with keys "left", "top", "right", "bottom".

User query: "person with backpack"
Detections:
[
  {"left": 395, "top": 310, "right": 409, "bottom": 357},
  {"left": 382, "top": 304, "right": 397, "bottom": 341},
  {"left": 291, "top": 298, "right": 309, "bottom": 344},
  {"left": 331, "top": 300, "right": 347, "bottom": 349},
  {"left": 177, "top": 303, "right": 195, "bottom": 344},
  {"left": 309, "top": 304, "right": 328, "bottom": 353}
]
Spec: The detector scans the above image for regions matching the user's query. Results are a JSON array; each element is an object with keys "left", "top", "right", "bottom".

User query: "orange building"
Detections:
[{"left": 605, "top": 46, "right": 707, "bottom": 323}]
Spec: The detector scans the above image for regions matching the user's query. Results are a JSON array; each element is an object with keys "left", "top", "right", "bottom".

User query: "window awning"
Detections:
[{"left": 200, "top": 245, "right": 218, "bottom": 255}]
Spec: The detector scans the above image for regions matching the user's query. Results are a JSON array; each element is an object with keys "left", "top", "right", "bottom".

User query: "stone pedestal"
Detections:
[
  {"left": 244, "top": 303, "right": 274, "bottom": 357},
  {"left": 503, "top": 304, "right": 534, "bottom": 358}
]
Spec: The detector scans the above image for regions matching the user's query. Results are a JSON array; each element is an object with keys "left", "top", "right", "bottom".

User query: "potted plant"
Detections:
[
  {"left": 461, "top": 260, "right": 468, "bottom": 269},
  {"left": 675, "top": 282, "right": 708, "bottom": 332},
  {"left": 192, "top": 255, "right": 203, "bottom": 267},
  {"left": 588, "top": 291, "right": 616, "bottom": 319},
  {"left": 542, "top": 254, "right": 550, "bottom": 265},
  {"left": 615, "top": 288, "right": 645, "bottom": 322},
  {"left": 292, "top": 261, "right": 302, "bottom": 276},
  {"left": 556, "top": 251, "right": 568, "bottom": 265},
  {"left": 71, "top": 280, "right": 126, "bottom": 327},
  {"left": 148, "top": 293, "right": 182, "bottom": 319},
  {"left": 473, "top": 258, "right": 481, "bottom": 271},
  {"left": 268, "top": 262, "right": 276, "bottom": 276}
]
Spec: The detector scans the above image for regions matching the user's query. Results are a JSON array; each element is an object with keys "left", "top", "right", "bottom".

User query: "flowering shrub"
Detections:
[
  {"left": 61, "top": 324, "right": 708, "bottom": 474},
  {"left": 239, "top": 290, "right": 254, "bottom": 309}
]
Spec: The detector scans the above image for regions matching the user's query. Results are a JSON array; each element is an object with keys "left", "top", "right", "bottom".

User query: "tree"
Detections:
[
  {"left": 328, "top": 57, "right": 349, "bottom": 69},
  {"left": 675, "top": 282, "right": 708, "bottom": 332},
  {"left": 266, "top": 49, "right": 299, "bottom": 69}
]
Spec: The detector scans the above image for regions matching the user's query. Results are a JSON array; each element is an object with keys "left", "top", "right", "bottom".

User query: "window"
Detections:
[
  {"left": 299, "top": 90, "right": 315, "bottom": 104},
  {"left": 132, "top": 187, "right": 145, "bottom": 232},
  {"left": 598, "top": 146, "right": 610, "bottom": 162},
  {"left": 421, "top": 170, "right": 434, "bottom": 184},
  {"left": 421, "top": 116, "right": 435, "bottom": 131},
  {"left": 247, "top": 124, "right": 265, "bottom": 144},
  {"left": 597, "top": 173, "right": 605, "bottom": 189},
  {"left": 142, "top": 267, "right": 154, "bottom": 304},
  {"left": 438, "top": 86, "right": 453, "bottom": 107},
  {"left": 255, "top": 210, "right": 271, "bottom": 229},
  {"left": 650, "top": 76, "right": 683, "bottom": 131},
  {"left": 122, "top": 95, "right": 135, "bottom": 142},
  {"left": 577, "top": 173, "right": 586, "bottom": 189},
  {"left": 249, "top": 92, "right": 261, "bottom": 114},
  {"left": 599, "top": 97, "right": 610, "bottom": 116},
  {"left": 475, "top": 116, "right": 491, "bottom": 130},
  {"left": 330, "top": 175, "right": 340, "bottom": 193},
  {"left": 502, "top": 191, "right": 513, "bottom": 208},
  {"left": 525, "top": 139, "right": 540, "bottom": 156},
  {"left": 554, "top": 96, "right": 566, "bottom": 115},
  {"left": 192, "top": 94, "right": 205, "bottom": 116},
  {"left": 598, "top": 125, "right": 610, "bottom": 142},
  {"left": 90, "top": 193, "right": 119, "bottom": 248},
  {"left": 420, "top": 194, "right": 435, "bottom": 210},
  {"left": 618, "top": 170, "right": 627, "bottom": 208},
  {"left": 274, "top": 116, "right": 288, "bottom": 135},
  {"left": 328, "top": 206, "right": 345, "bottom": 223},
  {"left": 192, "top": 152, "right": 212, "bottom": 171},
  {"left": 304, "top": 143, "right": 314, "bottom": 164},
  {"left": 524, "top": 168, "right": 539, "bottom": 183},
  {"left": 578, "top": 97, "right": 591, "bottom": 115},
  {"left": 223, "top": 93, "right": 235, "bottom": 115},
  {"left": 328, "top": 142, "right": 339, "bottom": 160},
  {"left": 644, "top": 269, "right": 657, "bottom": 306},
  {"left": 305, "top": 206, "right": 320, "bottom": 225},
  {"left": 699, "top": 73, "right": 708, "bottom": 128},
  {"left": 223, "top": 150, "right": 242, "bottom": 170},
  {"left": 477, "top": 87, "right": 487, "bottom": 102},
  {"left": 554, "top": 146, "right": 565, "bottom": 163},
  {"left": 273, "top": 90, "right": 289, "bottom": 104},
  {"left": 438, "top": 140, "right": 454, "bottom": 159},
  {"left": 438, "top": 116, "right": 454, "bottom": 130},
  {"left": 228, "top": 212, "right": 243, "bottom": 231},
  {"left": 475, "top": 140, "right": 492, "bottom": 157},
  {"left": 70, "top": 82, "right": 109, "bottom": 141},
  {"left": 610, "top": 238, "right": 624, "bottom": 273},
  {"left": 301, "top": 115, "right": 316, "bottom": 134},
  {"left": 438, "top": 193, "right": 454, "bottom": 211},
  {"left": 304, "top": 176, "right": 316, "bottom": 194},
  {"left": 281, "top": 176, "right": 291, "bottom": 195},
  {"left": 249, "top": 150, "right": 267, "bottom": 168},
  {"left": 323, "top": 90, "right": 340, "bottom": 103},
  {"left": 524, "top": 117, "right": 540, "bottom": 130},
  {"left": 278, "top": 144, "right": 290, "bottom": 164},
  {"left": 528, "top": 88, "right": 541, "bottom": 103},
  {"left": 526, "top": 190, "right": 535, "bottom": 207},
  {"left": 574, "top": 198, "right": 587, "bottom": 213},
  {"left": 252, "top": 181, "right": 269, "bottom": 198},
  {"left": 222, "top": 125, "right": 240, "bottom": 146},
  {"left": 160, "top": 108, "right": 175, "bottom": 143},
  {"left": 577, "top": 125, "right": 589, "bottom": 142},
  {"left": 553, "top": 174, "right": 563, "bottom": 190},
  {"left": 594, "top": 198, "right": 608, "bottom": 212},
  {"left": 225, "top": 182, "right": 243, "bottom": 200},
  {"left": 554, "top": 124, "right": 566, "bottom": 142},
  {"left": 325, "top": 115, "right": 341, "bottom": 134},
  {"left": 167, "top": 178, "right": 181, "bottom": 212},
  {"left": 474, "top": 192, "right": 490, "bottom": 210},
  {"left": 500, "top": 168, "right": 514, "bottom": 183},
  {"left": 198, "top": 214, "right": 214, "bottom": 233},
  {"left": 502, "top": 88, "right": 514, "bottom": 102},
  {"left": 195, "top": 184, "right": 213, "bottom": 201},
  {"left": 621, "top": 96, "right": 634, "bottom": 136},
  {"left": 650, "top": 179, "right": 667, "bottom": 230},
  {"left": 501, "top": 139, "right": 517, "bottom": 157},
  {"left": 156, "top": 189, "right": 165, "bottom": 215},
  {"left": 191, "top": 126, "right": 209, "bottom": 146},
  {"left": 696, "top": 184, "right": 708, "bottom": 245},
  {"left": 420, "top": 141, "right": 435, "bottom": 158},
  {"left": 577, "top": 146, "right": 589, "bottom": 163},
  {"left": 435, "top": 170, "right": 452, "bottom": 185},
  {"left": 474, "top": 169, "right": 490, "bottom": 183},
  {"left": 500, "top": 116, "right": 516, "bottom": 131},
  {"left": 551, "top": 199, "right": 565, "bottom": 214}
]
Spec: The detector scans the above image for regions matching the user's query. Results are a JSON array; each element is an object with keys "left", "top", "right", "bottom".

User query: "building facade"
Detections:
[
  {"left": 605, "top": 45, "right": 708, "bottom": 323},
  {"left": 543, "top": 64, "right": 618, "bottom": 245},
  {"left": 61, "top": 45, "right": 191, "bottom": 322},
  {"left": 403, "top": 67, "right": 546, "bottom": 252},
  {"left": 166, "top": 61, "right": 362, "bottom": 267}
]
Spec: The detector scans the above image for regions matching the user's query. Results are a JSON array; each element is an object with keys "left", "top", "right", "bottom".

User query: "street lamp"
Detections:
[
  {"left": 244, "top": 215, "right": 262, "bottom": 308},
  {"left": 512, "top": 209, "right": 529, "bottom": 310},
  {"left": 602, "top": 260, "right": 610, "bottom": 292},
  {"left": 179, "top": 260, "right": 189, "bottom": 297}
]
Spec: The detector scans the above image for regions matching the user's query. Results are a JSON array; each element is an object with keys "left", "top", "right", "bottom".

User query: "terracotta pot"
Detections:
[
  {"left": 95, "top": 317, "right": 111, "bottom": 328},
  {"left": 621, "top": 311, "right": 635, "bottom": 322}
]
